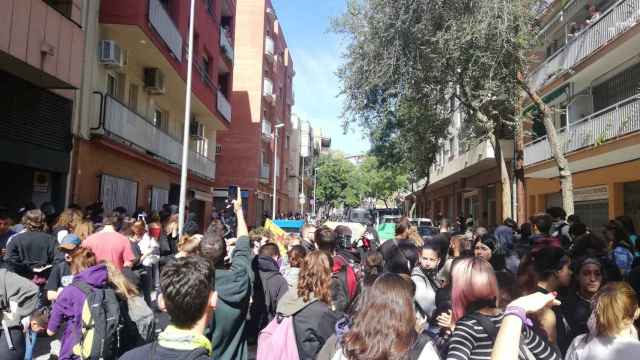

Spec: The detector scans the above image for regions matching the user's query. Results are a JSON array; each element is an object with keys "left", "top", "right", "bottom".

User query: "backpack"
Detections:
[
  {"left": 407, "top": 331, "right": 439, "bottom": 360},
  {"left": 553, "top": 223, "right": 572, "bottom": 250},
  {"left": 332, "top": 255, "right": 358, "bottom": 302},
  {"left": 256, "top": 313, "right": 300, "bottom": 360},
  {"left": 72, "top": 281, "right": 122, "bottom": 360}
]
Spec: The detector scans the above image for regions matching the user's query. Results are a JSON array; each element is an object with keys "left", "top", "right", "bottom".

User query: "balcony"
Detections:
[
  {"left": 265, "top": 36, "right": 275, "bottom": 61},
  {"left": 529, "top": 0, "right": 640, "bottom": 90},
  {"left": 100, "top": 95, "right": 216, "bottom": 180},
  {"left": 262, "top": 119, "right": 273, "bottom": 140},
  {"left": 260, "top": 163, "right": 270, "bottom": 180},
  {"left": 525, "top": 95, "right": 640, "bottom": 166},
  {"left": 148, "top": 0, "right": 183, "bottom": 61},
  {"left": 220, "top": 26, "right": 234, "bottom": 63},
  {"left": 263, "top": 78, "right": 276, "bottom": 105},
  {"left": 217, "top": 90, "right": 232, "bottom": 122},
  {"left": 0, "top": 0, "right": 84, "bottom": 89},
  {"left": 429, "top": 139, "right": 514, "bottom": 188}
]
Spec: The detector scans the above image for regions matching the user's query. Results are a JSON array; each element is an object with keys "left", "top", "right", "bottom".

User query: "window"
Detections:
[
  {"left": 153, "top": 109, "right": 168, "bottom": 131},
  {"left": 286, "top": 135, "right": 290, "bottom": 149},
  {"left": 107, "top": 73, "right": 118, "bottom": 97},
  {"left": 203, "top": 55, "right": 211, "bottom": 77},
  {"left": 44, "top": 0, "right": 72, "bottom": 19},
  {"left": 190, "top": 119, "right": 208, "bottom": 157},
  {"left": 128, "top": 84, "right": 139, "bottom": 110},
  {"left": 204, "top": 0, "right": 214, "bottom": 16},
  {"left": 449, "top": 137, "right": 456, "bottom": 158}
]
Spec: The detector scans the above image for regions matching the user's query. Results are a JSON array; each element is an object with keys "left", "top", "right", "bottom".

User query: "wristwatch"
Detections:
[{"left": 504, "top": 306, "right": 533, "bottom": 327}]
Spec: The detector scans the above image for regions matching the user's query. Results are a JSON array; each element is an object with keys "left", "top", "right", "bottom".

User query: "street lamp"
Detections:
[
  {"left": 272, "top": 123, "right": 285, "bottom": 219},
  {"left": 313, "top": 167, "right": 319, "bottom": 218}
]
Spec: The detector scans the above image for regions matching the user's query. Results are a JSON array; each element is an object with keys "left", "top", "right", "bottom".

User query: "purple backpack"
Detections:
[{"left": 257, "top": 314, "right": 300, "bottom": 360}]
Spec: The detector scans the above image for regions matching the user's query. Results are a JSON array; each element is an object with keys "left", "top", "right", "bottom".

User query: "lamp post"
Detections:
[
  {"left": 313, "top": 167, "right": 319, "bottom": 218},
  {"left": 178, "top": 0, "right": 196, "bottom": 237},
  {"left": 272, "top": 123, "right": 285, "bottom": 218}
]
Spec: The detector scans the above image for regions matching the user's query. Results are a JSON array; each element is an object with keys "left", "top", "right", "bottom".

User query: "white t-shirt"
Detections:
[
  {"left": 565, "top": 333, "right": 640, "bottom": 360},
  {"left": 137, "top": 234, "right": 160, "bottom": 266}
]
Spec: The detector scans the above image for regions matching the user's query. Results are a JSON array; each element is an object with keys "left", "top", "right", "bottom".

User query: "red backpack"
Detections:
[{"left": 332, "top": 255, "right": 358, "bottom": 302}]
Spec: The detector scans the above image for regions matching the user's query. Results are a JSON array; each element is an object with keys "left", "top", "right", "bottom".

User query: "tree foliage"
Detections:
[
  {"left": 315, "top": 153, "right": 408, "bottom": 210},
  {"left": 335, "top": 0, "right": 575, "bottom": 217},
  {"left": 358, "top": 156, "right": 408, "bottom": 207},
  {"left": 332, "top": 0, "right": 452, "bottom": 180},
  {"left": 315, "top": 153, "right": 362, "bottom": 208}
]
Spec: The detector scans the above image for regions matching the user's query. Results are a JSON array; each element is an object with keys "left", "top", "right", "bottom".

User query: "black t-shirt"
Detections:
[{"left": 45, "top": 261, "right": 72, "bottom": 292}]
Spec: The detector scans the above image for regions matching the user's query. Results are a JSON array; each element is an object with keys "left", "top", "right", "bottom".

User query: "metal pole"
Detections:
[
  {"left": 272, "top": 130, "right": 278, "bottom": 219},
  {"left": 313, "top": 167, "right": 317, "bottom": 217},
  {"left": 300, "top": 157, "right": 304, "bottom": 215},
  {"left": 178, "top": 0, "right": 197, "bottom": 237}
]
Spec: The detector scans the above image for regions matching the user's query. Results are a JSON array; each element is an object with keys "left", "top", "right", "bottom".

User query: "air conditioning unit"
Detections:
[
  {"left": 98, "top": 40, "right": 124, "bottom": 68},
  {"left": 144, "top": 68, "right": 165, "bottom": 94}
]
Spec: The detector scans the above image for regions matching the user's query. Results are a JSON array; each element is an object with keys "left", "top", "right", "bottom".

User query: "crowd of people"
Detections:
[{"left": 1, "top": 193, "right": 640, "bottom": 360}]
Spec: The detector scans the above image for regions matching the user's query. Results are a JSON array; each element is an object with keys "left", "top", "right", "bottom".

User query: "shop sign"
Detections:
[
  {"left": 574, "top": 185, "right": 609, "bottom": 202},
  {"left": 33, "top": 172, "right": 50, "bottom": 193}
]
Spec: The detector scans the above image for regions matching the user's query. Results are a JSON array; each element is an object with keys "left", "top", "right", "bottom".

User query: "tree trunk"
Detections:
[
  {"left": 489, "top": 133, "right": 513, "bottom": 222},
  {"left": 515, "top": 115, "right": 527, "bottom": 225},
  {"left": 517, "top": 73, "right": 575, "bottom": 215}
]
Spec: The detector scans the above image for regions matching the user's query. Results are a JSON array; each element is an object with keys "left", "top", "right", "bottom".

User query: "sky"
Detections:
[{"left": 272, "top": 0, "right": 370, "bottom": 155}]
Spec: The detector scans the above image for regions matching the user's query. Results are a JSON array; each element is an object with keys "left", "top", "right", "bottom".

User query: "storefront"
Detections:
[
  {"left": 0, "top": 71, "right": 72, "bottom": 216},
  {"left": 546, "top": 185, "right": 610, "bottom": 233}
]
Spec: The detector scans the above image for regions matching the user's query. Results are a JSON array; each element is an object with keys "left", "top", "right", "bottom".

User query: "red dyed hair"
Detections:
[{"left": 451, "top": 257, "right": 498, "bottom": 322}]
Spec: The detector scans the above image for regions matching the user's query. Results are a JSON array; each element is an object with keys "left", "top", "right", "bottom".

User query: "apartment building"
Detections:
[
  {"left": 0, "top": 0, "right": 85, "bottom": 215},
  {"left": 214, "top": 0, "right": 295, "bottom": 226},
  {"left": 524, "top": 0, "right": 640, "bottom": 231},
  {"left": 70, "top": 0, "right": 234, "bottom": 228},
  {"left": 407, "top": 97, "right": 514, "bottom": 227}
]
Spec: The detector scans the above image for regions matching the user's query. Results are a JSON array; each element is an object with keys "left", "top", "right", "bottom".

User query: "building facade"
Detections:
[
  {"left": 70, "top": 0, "right": 233, "bottom": 229},
  {"left": 409, "top": 98, "right": 514, "bottom": 227},
  {"left": 214, "top": 0, "right": 295, "bottom": 227},
  {"left": 524, "top": 0, "right": 640, "bottom": 232},
  {"left": 0, "top": 0, "right": 85, "bottom": 215}
]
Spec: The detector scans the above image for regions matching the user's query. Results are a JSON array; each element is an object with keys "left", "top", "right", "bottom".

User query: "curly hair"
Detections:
[
  {"left": 342, "top": 273, "right": 417, "bottom": 360},
  {"left": 297, "top": 250, "right": 332, "bottom": 304}
]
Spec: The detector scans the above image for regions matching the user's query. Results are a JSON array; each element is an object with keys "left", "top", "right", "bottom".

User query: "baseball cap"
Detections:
[{"left": 59, "top": 234, "right": 81, "bottom": 252}]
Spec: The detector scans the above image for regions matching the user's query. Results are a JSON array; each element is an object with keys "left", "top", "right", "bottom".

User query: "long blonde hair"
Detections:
[
  {"left": 54, "top": 209, "right": 83, "bottom": 230},
  {"left": 592, "top": 282, "right": 639, "bottom": 337},
  {"left": 105, "top": 262, "right": 139, "bottom": 299},
  {"left": 73, "top": 220, "right": 94, "bottom": 241}
]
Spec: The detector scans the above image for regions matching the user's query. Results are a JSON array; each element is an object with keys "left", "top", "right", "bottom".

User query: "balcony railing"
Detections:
[
  {"left": 220, "top": 26, "right": 234, "bottom": 62},
  {"left": 260, "top": 164, "right": 270, "bottom": 179},
  {"left": 265, "top": 36, "right": 275, "bottom": 58},
  {"left": 102, "top": 95, "right": 215, "bottom": 179},
  {"left": 263, "top": 78, "right": 274, "bottom": 97},
  {"left": 529, "top": 0, "right": 640, "bottom": 90},
  {"left": 148, "top": 0, "right": 183, "bottom": 61},
  {"left": 262, "top": 119, "right": 273, "bottom": 139},
  {"left": 524, "top": 95, "right": 640, "bottom": 166},
  {"left": 217, "top": 90, "right": 232, "bottom": 122}
]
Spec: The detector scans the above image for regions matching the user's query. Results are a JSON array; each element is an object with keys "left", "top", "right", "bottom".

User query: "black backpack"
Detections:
[{"left": 72, "top": 281, "right": 122, "bottom": 360}]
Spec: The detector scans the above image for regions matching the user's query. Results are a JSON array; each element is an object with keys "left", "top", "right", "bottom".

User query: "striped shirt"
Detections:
[{"left": 446, "top": 313, "right": 560, "bottom": 360}]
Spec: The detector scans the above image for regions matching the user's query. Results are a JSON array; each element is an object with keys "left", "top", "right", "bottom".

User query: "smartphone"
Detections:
[{"left": 228, "top": 185, "right": 239, "bottom": 205}]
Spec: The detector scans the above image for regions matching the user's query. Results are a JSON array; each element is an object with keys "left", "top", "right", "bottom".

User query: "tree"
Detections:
[
  {"left": 358, "top": 156, "right": 408, "bottom": 208},
  {"left": 315, "top": 153, "right": 362, "bottom": 209},
  {"left": 332, "top": 1, "right": 451, "bottom": 183},
  {"left": 335, "top": 0, "right": 575, "bottom": 220}
]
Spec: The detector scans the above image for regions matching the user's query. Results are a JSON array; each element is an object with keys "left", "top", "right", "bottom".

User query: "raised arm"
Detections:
[{"left": 491, "top": 292, "right": 561, "bottom": 360}]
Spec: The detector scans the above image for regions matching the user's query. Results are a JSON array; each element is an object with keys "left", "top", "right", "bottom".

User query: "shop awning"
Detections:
[{"left": 523, "top": 84, "right": 569, "bottom": 115}]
